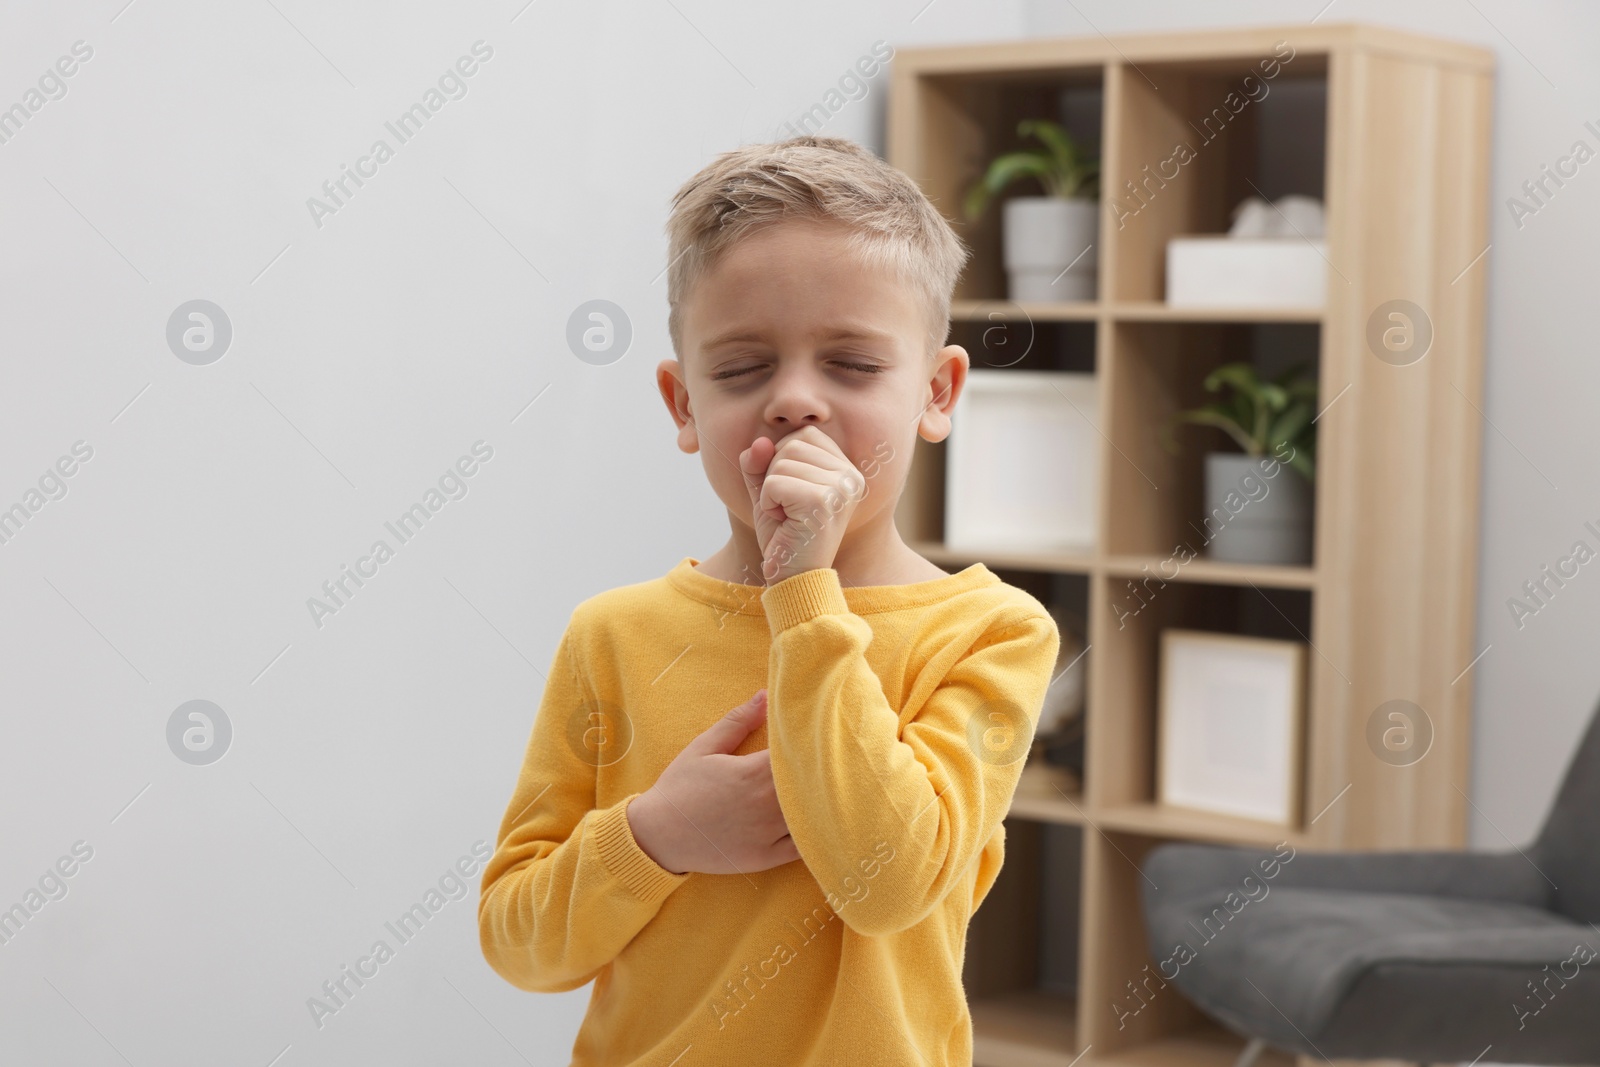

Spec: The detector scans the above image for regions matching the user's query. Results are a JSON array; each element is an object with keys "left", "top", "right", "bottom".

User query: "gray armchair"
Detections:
[{"left": 1139, "top": 699, "right": 1600, "bottom": 1064}]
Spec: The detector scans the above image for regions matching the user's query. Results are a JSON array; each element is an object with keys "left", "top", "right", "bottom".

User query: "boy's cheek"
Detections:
[{"left": 856, "top": 440, "right": 899, "bottom": 481}]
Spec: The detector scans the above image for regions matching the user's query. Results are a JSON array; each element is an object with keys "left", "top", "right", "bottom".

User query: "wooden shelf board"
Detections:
[
  {"left": 1010, "top": 760, "right": 1088, "bottom": 826},
  {"left": 1095, "top": 802, "right": 1306, "bottom": 849},
  {"left": 1009, "top": 763, "right": 1305, "bottom": 847},
  {"left": 1111, "top": 302, "right": 1324, "bottom": 323},
  {"left": 896, "top": 23, "right": 1491, "bottom": 74},
  {"left": 1103, "top": 555, "right": 1317, "bottom": 590},
  {"left": 971, "top": 997, "right": 1301, "bottom": 1067},
  {"left": 971, "top": 988, "right": 1082, "bottom": 1067},
  {"left": 912, "top": 540, "right": 1097, "bottom": 575},
  {"left": 1091, "top": 1021, "right": 1298, "bottom": 1067}
]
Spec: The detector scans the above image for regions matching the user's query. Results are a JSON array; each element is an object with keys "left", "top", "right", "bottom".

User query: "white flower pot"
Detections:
[
  {"left": 1002, "top": 196, "right": 1098, "bottom": 302},
  {"left": 1202, "top": 453, "right": 1313, "bottom": 565}
]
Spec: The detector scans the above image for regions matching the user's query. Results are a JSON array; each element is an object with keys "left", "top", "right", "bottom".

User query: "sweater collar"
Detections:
[{"left": 665, "top": 556, "right": 997, "bottom": 617}]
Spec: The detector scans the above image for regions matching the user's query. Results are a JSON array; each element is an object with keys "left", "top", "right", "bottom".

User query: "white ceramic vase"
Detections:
[{"left": 1002, "top": 196, "right": 1098, "bottom": 302}]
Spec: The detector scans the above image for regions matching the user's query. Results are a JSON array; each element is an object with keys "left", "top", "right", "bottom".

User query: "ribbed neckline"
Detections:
[{"left": 665, "top": 556, "right": 998, "bottom": 616}]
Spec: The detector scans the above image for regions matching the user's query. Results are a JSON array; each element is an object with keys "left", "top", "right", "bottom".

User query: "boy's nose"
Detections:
[
  {"left": 763, "top": 369, "right": 831, "bottom": 428},
  {"left": 765, "top": 399, "right": 828, "bottom": 430}
]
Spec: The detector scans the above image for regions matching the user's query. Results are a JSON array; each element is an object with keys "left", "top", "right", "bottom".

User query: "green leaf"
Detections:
[
  {"left": 1168, "top": 358, "right": 1320, "bottom": 479},
  {"left": 1062, "top": 156, "right": 1100, "bottom": 198},
  {"left": 1226, "top": 392, "right": 1255, "bottom": 436},
  {"left": 1075, "top": 162, "right": 1102, "bottom": 199},
  {"left": 1267, "top": 400, "right": 1313, "bottom": 448},
  {"left": 1284, "top": 378, "right": 1319, "bottom": 403},
  {"left": 963, "top": 151, "right": 1053, "bottom": 221},
  {"left": 1285, "top": 446, "right": 1315, "bottom": 481},
  {"left": 1020, "top": 120, "right": 1080, "bottom": 192},
  {"left": 1019, "top": 119, "right": 1077, "bottom": 170},
  {"left": 1271, "top": 361, "right": 1318, "bottom": 412},
  {"left": 1174, "top": 408, "right": 1258, "bottom": 454},
  {"left": 966, "top": 119, "right": 1102, "bottom": 219},
  {"left": 1018, "top": 119, "right": 1099, "bottom": 201},
  {"left": 1202, "top": 362, "right": 1263, "bottom": 398}
]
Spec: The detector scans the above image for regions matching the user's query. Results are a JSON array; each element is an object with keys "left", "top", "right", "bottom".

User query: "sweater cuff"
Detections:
[
  {"left": 761, "top": 567, "right": 850, "bottom": 634},
  {"left": 592, "top": 793, "right": 690, "bottom": 905}
]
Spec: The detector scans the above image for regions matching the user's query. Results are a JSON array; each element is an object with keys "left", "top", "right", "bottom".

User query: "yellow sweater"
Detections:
[{"left": 479, "top": 556, "right": 1060, "bottom": 1066}]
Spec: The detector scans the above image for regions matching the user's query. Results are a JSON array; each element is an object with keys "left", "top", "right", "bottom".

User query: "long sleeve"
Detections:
[
  {"left": 760, "top": 568, "right": 1060, "bottom": 937},
  {"left": 478, "top": 621, "right": 691, "bottom": 992}
]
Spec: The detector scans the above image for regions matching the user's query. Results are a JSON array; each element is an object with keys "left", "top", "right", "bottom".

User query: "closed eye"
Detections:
[{"left": 712, "top": 361, "right": 884, "bottom": 381}]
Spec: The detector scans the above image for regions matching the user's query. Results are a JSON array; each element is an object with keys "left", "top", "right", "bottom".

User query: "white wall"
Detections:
[
  {"left": 0, "top": 1, "right": 1027, "bottom": 1063},
  {"left": 1, "top": 0, "right": 1590, "bottom": 1062}
]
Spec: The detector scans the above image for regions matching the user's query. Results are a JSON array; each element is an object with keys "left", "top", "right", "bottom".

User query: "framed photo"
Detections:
[
  {"left": 944, "top": 369, "right": 1099, "bottom": 552},
  {"left": 1157, "top": 629, "right": 1307, "bottom": 826}
]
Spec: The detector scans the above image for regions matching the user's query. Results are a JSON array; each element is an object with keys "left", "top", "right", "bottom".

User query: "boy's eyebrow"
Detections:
[{"left": 702, "top": 323, "right": 898, "bottom": 351}]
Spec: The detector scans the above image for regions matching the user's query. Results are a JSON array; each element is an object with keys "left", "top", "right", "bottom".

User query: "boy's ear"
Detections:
[
  {"left": 917, "top": 344, "right": 968, "bottom": 444},
  {"left": 657, "top": 358, "right": 700, "bottom": 454}
]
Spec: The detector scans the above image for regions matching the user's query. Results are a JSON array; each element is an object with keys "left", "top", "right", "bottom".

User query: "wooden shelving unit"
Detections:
[{"left": 889, "top": 23, "right": 1494, "bottom": 1066}]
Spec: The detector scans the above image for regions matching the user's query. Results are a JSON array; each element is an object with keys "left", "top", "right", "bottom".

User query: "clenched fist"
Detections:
[{"left": 739, "top": 425, "right": 867, "bottom": 584}]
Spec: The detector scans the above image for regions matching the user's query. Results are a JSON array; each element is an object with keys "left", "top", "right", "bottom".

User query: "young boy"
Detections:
[{"left": 479, "top": 134, "right": 1061, "bottom": 1065}]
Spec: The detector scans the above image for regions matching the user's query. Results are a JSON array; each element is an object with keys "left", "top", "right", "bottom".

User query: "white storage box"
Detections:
[
  {"left": 945, "top": 369, "right": 1098, "bottom": 552},
  {"left": 1166, "top": 237, "right": 1327, "bottom": 308}
]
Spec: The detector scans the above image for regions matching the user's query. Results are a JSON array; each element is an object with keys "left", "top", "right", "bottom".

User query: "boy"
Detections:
[{"left": 479, "top": 134, "right": 1061, "bottom": 1065}]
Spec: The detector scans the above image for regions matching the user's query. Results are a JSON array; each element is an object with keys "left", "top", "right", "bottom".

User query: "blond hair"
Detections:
[{"left": 664, "top": 135, "right": 970, "bottom": 363}]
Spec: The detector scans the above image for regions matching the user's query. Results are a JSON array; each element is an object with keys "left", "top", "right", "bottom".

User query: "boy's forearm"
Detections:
[
  {"left": 480, "top": 793, "right": 691, "bottom": 992},
  {"left": 759, "top": 569, "right": 1060, "bottom": 936}
]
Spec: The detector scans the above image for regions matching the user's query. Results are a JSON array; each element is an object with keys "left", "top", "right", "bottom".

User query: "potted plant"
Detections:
[
  {"left": 964, "top": 118, "right": 1101, "bottom": 302},
  {"left": 1159, "top": 361, "right": 1317, "bottom": 565}
]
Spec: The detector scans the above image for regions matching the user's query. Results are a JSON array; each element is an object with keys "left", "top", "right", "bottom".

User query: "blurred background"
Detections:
[{"left": 2, "top": 1, "right": 1597, "bottom": 1064}]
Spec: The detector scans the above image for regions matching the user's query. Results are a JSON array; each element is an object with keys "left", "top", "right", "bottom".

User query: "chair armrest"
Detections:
[{"left": 1143, "top": 842, "right": 1553, "bottom": 911}]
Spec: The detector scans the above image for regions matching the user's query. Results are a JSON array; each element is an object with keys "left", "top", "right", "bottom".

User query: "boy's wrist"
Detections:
[
  {"left": 760, "top": 566, "right": 850, "bottom": 633},
  {"left": 626, "top": 790, "right": 684, "bottom": 875}
]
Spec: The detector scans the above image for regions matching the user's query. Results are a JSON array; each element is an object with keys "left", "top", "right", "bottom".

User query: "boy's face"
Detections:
[{"left": 657, "top": 219, "right": 967, "bottom": 545}]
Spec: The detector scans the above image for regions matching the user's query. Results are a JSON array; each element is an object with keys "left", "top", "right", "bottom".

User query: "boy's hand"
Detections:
[
  {"left": 739, "top": 426, "right": 866, "bottom": 584},
  {"left": 626, "top": 690, "right": 800, "bottom": 876}
]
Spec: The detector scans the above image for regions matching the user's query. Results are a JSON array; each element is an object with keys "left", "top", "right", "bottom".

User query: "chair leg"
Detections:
[{"left": 1232, "top": 1038, "right": 1268, "bottom": 1067}]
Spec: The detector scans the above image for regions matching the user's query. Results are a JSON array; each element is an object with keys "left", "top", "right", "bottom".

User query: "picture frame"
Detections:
[
  {"left": 944, "top": 368, "right": 1099, "bottom": 552},
  {"left": 1157, "top": 629, "right": 1307, "bottom": 826}
]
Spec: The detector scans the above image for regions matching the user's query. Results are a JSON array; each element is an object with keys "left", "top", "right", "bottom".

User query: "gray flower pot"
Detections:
[{"left": 1202, "top": 452, "right": 1313, "bottom": 565}]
